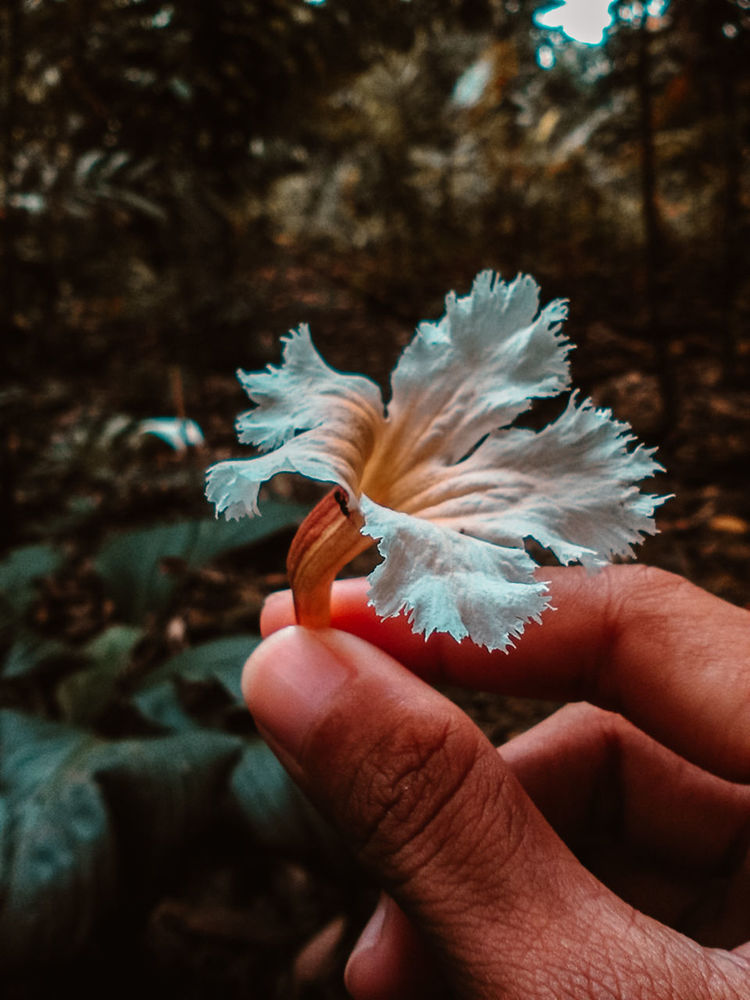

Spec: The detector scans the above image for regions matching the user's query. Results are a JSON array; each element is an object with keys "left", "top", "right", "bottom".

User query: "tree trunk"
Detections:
[
  {"left": 1, "top": 0, "right": 22, "bottom": 373},
  {"left": 635, "top": 14, "right": 675, "bottom": 432},
  {"left": 718, "top": 36, "right": 742, "bottom": 380},
  {"left": 0, "top": 0, "right": 23, "bottom": 548}
]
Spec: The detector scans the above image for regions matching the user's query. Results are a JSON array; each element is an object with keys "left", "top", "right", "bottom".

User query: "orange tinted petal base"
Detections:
[{"left": 287, "top": 489, "right": 373, "bottom": 629}]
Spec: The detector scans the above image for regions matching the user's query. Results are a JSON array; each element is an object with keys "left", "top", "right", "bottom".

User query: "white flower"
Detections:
[{"left": 207, "top": 270, "right": 666, "bottom": 651}]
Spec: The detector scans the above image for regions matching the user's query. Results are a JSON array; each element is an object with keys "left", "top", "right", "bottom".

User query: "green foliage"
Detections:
[
  {"left": 0, "top": 709, "right": 240, "bottom": 967},
  {"left": 0, "top": 707, "right": 326, "bottom": 968},
  {"left": 57, "top": 625, "right": 144, "bottom": 725},
  {"left": 94, "top": 500, "right": 306, "bottom": 622},
  {"left": 231, "top": 740, "right": 327, "bottom": 852},
  {"left": 0, "top": 497, "right": 329, "bottom": 970},
  {"left": 0, "top": 543, "right": 61, "bottom": 628},
  {"left": 133, "top": 634, "right": 260, "bottom": 730},
  {"left": 1, "top": 635, "right": 72, "bottom": 679}
]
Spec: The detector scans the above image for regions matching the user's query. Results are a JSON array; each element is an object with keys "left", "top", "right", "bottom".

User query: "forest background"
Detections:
[{"left": 1, "top": 1, "right": 749, "bottom": 997}]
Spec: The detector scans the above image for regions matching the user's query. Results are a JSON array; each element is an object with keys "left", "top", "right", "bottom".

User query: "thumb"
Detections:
[{"left": 241, "top": 627, "right": 708, "bottom": 999}]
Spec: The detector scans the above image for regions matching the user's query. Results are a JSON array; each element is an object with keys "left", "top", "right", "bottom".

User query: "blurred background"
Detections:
[{"left": 1, "top": 1, "right": 749, "bottom": 996}]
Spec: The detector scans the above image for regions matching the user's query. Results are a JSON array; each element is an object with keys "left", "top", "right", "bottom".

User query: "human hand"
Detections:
[{"left": 243, "top": 566, "right": 750, "bottom": 999}]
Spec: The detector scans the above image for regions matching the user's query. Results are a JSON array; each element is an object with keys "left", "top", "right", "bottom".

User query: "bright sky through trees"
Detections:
[
  {"left": 534, "top": 1, "right": 616, "bottom": 45},
  {"left": 534, "top": 1, "right": 671, "bottom": 45}
]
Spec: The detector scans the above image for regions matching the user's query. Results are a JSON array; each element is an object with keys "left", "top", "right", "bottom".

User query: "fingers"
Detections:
[
  {"left": 500, "top": 703, "right": 750, "bottom": 945},
  {"left": 260, "top": 566, "right": 750, "bottom": 781},
  {"left": 345, "top": 893, "right": 449, "bottom": 1000},
  {"left": 501, "top": 703, "right": 750, "bottom": 869},
  {"left": 343, "top": 706, "right": 750, "bottom": 996},
  {"left": 242, "top": 626, "right": 744, "bottom": 998},
  {"left": 242, "top": 628, "right": 565, "bottom": 928}
]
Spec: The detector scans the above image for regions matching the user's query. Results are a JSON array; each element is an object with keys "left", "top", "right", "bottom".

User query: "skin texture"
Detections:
[{"left": 243, "top": 565, "right": 750, "bottom": 999}]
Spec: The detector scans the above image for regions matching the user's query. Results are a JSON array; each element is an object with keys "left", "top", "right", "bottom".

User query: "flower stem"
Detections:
[{"left": 287, "top": 488, "right": 372, "bottom": 628}]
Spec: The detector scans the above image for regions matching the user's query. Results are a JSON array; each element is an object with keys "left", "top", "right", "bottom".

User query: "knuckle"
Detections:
[
  {"left": 586, "top": 564, "right": 693, "bottom": 707},
  {"left": 602, "top": 564, "right": 693, "bottom": 636},
  {"left": 344, "top": 712, "right": 486, "bottom": 879},
  {"left": 621, "top": 563, "right": 695, "bottom": 607},
  {"left": 303, "top": 688, "right": 526, "bottom": 900}
]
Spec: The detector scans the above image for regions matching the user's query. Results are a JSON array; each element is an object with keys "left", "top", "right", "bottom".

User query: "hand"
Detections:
[{"left": 243, "top": 566, "right": 750, "bottom": 999}]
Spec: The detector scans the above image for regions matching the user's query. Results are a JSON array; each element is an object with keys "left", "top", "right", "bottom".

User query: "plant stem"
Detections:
[{"left": 286, "top": 489, "right": 373, "bottom": 629}]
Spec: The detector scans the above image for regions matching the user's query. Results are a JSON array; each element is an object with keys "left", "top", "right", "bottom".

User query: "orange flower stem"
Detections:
[{"left": 287, "top": 488, "right": 373, "bottom": 628}]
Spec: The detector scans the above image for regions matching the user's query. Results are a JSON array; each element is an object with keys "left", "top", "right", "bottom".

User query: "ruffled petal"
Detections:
[
  {"left": 236, "top": 324, "right": 384, "bottom": 452},
  {"left": 360, "top": 497, "right": 549, "bottom": 652},
  {"left": 361, "top": 271, "right": 570, "bottom": 501},
  {"left": 207, "top": 424, "right": 370, "bottom": 520},
  {"left": 385, "top": 393, "right": 666, "bottom": 569}
]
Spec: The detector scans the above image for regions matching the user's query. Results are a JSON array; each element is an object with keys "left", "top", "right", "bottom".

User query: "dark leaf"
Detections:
[
  {"left": 94, "top": 500, "right": 306, "bottom": 622},
  {"left": 0, "top": 711, "right": 117, "bottom": 968},
  {"left": 0, "top": 709, "right": 241, "bottom": 969},
  {"left": 0, "top": 544, "right": 62, "bottom": 624},
  {"left": 57, "top": 625, "right": 144, "bottom": 725},
  {"left": 132, "top": 634, "right": 260, "bottom": 730},
  {"left": 1, "top": 635, "right": 72, "bottom": 679},
  {"left": 230, "top": 740, "right": 327, "bottom": 854}
]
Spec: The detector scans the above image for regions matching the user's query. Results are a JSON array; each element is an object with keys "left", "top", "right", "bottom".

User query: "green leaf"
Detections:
[
  {"left": 130, "top": 678, "right": 198, "bottom": 732},
  {"left": 92, "top": 729, "right": 241, "bottom": 877},
  {"left": 185, "top": 500, "right": 307, "bottom": 567},
  {"left": 137, "top": 634, "right": 259, "bottom": 700},
  {"left": 133, "top": 634, "right": 260, "bottom": 730},
  {"left": 230, "top": 741, "right": 326, "bottom": 853},
  {"left": 0, "top": 712, "right": 118, "bottom": 967},
  {"left": 1, "top": 635, "right": 71, "bottom": 678},
  {"left": 0, "top": 544, "right": 62, "bottom": 623},
  {"left": 84, "top": 623, "right": 144, "bottom": 667},
  {"left": 0, "top": 710, "right": 241, "bottom": 968},
  {"left": 57, "top": 625, "right": 144, "bottom": 725},
  {"left": 94, "top": 499, "right": 306, "bottom": 622}
]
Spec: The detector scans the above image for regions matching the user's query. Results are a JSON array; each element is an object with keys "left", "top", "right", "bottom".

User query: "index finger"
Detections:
[{"left": 260, "top": 565, "right": 750, "bottom": 782}]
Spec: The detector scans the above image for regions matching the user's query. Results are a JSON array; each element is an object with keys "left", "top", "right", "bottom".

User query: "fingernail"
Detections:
[
  {"left": 261, "top": 590, "right": 288, "bottom": 613},
  {"left": 242, "top": 627, "right": 354, "bottom": 759},
  {"left": 353, "top": 894, "right": 388, "bottom": 954},
  {"left": 344, "top": 894, "right": 389, "bottom": 994}
]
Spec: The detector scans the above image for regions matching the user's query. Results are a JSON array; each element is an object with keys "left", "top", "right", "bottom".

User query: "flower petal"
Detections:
[
  {"left": 207, "top": 424, "right": 369, "bottom": 520},
  {"left": 364, "top": 271, "right": 570, "bottom": 496},
  {"left": 236, "top": 324, "right": 384, "bottom": 452},
  {"left": 389, "top": 393, "right": 666, "bottom": 568},
  {"left": 360, "top": 497, "right": 549, "bottom": 652}
]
